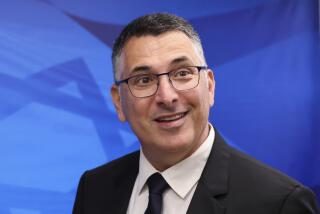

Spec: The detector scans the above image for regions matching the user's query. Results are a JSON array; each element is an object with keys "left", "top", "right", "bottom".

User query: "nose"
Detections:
[{"left": 154, "top": 75, "right": 179, "bottom": 107}]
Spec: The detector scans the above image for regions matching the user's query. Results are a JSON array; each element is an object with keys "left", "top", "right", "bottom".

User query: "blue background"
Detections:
[{"left": 0, "top": 0, "right": 319, "bottom": 213}]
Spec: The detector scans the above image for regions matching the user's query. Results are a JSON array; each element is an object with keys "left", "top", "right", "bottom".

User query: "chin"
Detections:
[{"left": 157, "top": 136, "right": 195, "bottom": 153}]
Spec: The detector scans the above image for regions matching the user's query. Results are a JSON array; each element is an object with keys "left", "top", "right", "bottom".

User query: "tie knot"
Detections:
[{"left": 147, "top": 173, "right": 169, "bottom": 195}]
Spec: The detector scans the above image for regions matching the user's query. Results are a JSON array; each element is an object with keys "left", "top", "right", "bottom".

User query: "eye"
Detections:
[
  {"left": 172, "top": 67, "right": 194, "bottom": 79},
  {"left": 131, "top": 74, "right": 156, "bottom": 87}
]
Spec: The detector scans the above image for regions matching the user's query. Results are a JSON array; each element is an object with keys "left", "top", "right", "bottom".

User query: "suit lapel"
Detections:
[
  {"left": 187, "top": 183, "right": 226, "bottom": 214},
  {"left": 109, "top": 152, "right": 140, "bottom": 214},
  {"left": 187, "top": 130, "right": 230, "bottom": 214}
]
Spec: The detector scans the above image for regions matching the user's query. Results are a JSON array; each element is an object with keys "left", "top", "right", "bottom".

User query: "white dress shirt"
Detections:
[{"left": 126, "top": 124, "right": 215, "bottom": 214}]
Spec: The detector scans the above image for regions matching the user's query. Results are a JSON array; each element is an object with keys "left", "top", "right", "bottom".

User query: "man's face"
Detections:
[{"left": 111, "top": 31, "right": 215, "bottom": 166}]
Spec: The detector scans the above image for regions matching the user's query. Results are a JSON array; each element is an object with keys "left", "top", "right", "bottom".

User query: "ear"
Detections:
[
  {"left": 206, "top": 69, "right": 215, "bottom": 107},
  {"left": 111, "top": 84, "right": 127, "bottom": 122}
]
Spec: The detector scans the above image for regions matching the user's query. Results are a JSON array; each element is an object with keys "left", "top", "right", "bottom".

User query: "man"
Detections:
[{"left": 73, "top": 13, "right": 319, "bottom": 214}]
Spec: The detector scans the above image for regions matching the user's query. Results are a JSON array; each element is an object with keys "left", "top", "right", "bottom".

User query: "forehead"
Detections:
[{"left": 117, "top": 31, "right": 204, "bottom": 78}]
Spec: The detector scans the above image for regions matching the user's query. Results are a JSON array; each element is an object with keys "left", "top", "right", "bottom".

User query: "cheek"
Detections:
[
  {"left": 121, "top": 95, "right": 149, "bottom": 123},
  {"left": 119, "top": 90, "right": 134, "bottom": 119},
  {"left": 193, "top": 85, "right": 212, "bottom": 115}
]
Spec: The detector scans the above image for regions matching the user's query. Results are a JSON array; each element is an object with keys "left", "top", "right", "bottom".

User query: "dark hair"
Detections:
[{"left": 112, "top": 13, "right": 204, "bottom": 80}]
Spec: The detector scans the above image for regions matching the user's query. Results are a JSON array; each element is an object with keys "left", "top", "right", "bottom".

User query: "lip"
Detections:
[{"left": 153, "top": 111, "right": 189, "bottom": 129}]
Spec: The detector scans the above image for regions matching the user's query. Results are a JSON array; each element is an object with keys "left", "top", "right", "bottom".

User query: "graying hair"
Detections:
[{"left": 111, "top": 13, "right": 205, "bottom": 80}]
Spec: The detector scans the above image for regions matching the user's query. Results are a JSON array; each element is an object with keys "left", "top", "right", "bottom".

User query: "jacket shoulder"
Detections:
[
  {"left": 86, "top": 150, "right": 140, "bottom": 179},
  {"left": 227, "top": 144, "right": 301, "bottom": 188},
  {"left": 73, "top": 151, "right": 140, "bottom": 213},
  {"left": 222, "top": 142, "right": 318, "bottom": 213}
]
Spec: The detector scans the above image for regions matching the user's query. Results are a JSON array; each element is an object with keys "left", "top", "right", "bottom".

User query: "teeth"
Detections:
[{"left": 157, "top": 113, "right": 185, "bottom": 122}]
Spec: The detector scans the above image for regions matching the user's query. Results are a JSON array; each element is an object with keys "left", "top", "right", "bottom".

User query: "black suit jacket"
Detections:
[{"left": 73, "top": 131, "right": 319, "bottom": 214}]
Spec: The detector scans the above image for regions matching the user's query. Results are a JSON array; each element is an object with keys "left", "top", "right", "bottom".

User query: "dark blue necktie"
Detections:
[{"left": 145, "top": 173, "right": 169, "bottom": 214}]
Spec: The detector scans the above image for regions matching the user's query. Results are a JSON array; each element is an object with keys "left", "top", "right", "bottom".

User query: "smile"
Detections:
[{"left": 155, "top": 111, "right": 188, "bottom": 123}]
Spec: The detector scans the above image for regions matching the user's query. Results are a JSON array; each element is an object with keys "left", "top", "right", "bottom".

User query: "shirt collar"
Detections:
[{"left": 137, "top": 124, "right": 215, "bottom": 199}]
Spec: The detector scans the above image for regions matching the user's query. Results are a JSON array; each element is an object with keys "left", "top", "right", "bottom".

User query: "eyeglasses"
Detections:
[{"left": 115, "top": 66, "right": 207, "bottom": 98}]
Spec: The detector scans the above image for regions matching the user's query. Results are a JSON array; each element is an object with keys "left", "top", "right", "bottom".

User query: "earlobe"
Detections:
[{"left": 111, "top": 85, "right": 127, "bottom": 122}]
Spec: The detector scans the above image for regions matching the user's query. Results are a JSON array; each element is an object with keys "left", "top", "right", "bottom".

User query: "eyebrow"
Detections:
[
  {"left": 131, "top": 65, "right": 152, "bottom": 74},
  {"left": 169, "top": 56, "right": 190, "bottom": 66},
  {"left": 129, "top": 56, "right": 191, "bottom": 75}
]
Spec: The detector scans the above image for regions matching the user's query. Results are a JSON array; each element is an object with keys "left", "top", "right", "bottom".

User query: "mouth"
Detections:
[{"left": 154, "top": 111, "right": 189, "bottom": 123}]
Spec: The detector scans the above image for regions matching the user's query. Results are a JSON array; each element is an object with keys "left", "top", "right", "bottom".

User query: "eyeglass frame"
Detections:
[{"left": 114, "top": 65, "right": 208, "bottom": 98}]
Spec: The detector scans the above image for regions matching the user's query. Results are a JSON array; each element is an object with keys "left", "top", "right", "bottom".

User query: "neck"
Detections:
[{"left": 142, "top": 124, "right": 210, "bottom": 171}]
